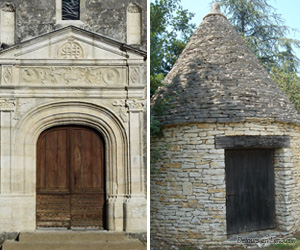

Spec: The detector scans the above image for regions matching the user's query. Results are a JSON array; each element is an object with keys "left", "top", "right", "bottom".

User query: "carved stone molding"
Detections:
[
  {"left": 112, "top": 100, "right": 125, "bottom": 107},
  {"left": 126, "top": 100, "right": 145, "bottom": 112},
  {"left": 102, "top": 68, "right": 120, "bottom": 85},
  {"left": 127, "top": 3, "right": 141, "bottom": 13},
  {"left": 0, "top": 99, "right": 15, "bottom": 111},
  {"left": 58, "top": 39, "right": 84, "bottom": 59},
  {"left": 1, "top": 3, "right": 15, "bottom": 12},
  {"left": 2, "top": 65, "right": 13, "bottom": 84},
  {"left": 129, "top": 67, "right": 140, "bottom": 85},
  {"left": 112, "top": 100, "right": 128, "bottom": 123},
  {"left": 20, "top": 67, "right": 123, "bottom": 86},
  {"left": 107, "top": 195, "right": 118, "bottom": 203}
]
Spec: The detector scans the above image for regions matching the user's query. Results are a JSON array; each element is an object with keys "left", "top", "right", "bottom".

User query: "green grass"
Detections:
[{"left": 264, "top": 237, "right": 300, "bottom": 249}]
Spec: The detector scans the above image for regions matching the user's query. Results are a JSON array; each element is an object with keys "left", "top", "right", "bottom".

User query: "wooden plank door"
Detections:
[
  {"left": 36, "top": 127, "right": 70, "bottom": 227},
  {"left": 225, "top": 149, "right": 275, "bottom": 235},
  {"left": 36, "top": 126, "right": 105, "bottom": 229},
  {"left": 69, "top": 127, "right": 105, "bottom": 228}
]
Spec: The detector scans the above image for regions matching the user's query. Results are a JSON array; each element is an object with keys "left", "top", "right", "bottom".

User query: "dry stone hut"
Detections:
[{"left": 151, "top": 2, "right": 300, "bottom": 248}]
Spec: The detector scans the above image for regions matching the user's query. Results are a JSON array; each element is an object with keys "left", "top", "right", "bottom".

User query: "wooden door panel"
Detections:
[
  {"left": 225, "top": 149, "right": 275, "bottom": 234},
  {"left": 37, "top": 128, "right": 69, "bottom": 192},
  {"left": 70, "top": 128, "right": 82, "bottom": 190},
  {"left": 57, "top": 130, "right": 68, "bottom": 189},
  {"left": 70, "top": 127, "right": 104, "bottom": 192},
  {"left": 92, "top": 133, "right": 104, "bottom": 189},
  {"left": 71, "top": 193, "right": 105, "bottom": 228},
  {"left": 36, "top": 194, "right": 70, "bottom": 227},
  {"left": 81, "top": 129, "right": 93, "bottom": 189},
  {"left": 45, "top": 130, "right": 57, "bottom": 189},
  {"left": 37, "top": 126, "right": 105, "bottom": 229}
]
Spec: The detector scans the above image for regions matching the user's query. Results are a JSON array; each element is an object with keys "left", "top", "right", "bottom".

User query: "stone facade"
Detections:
[
  {"left": 0, "top": 0, "right": 147, "bottom": 50},
  {"left": 151, "top": 119, "right": 300, "bottom": 247},
  {"left": 0, "top": 0, "right": 147, "bottom": 233}
]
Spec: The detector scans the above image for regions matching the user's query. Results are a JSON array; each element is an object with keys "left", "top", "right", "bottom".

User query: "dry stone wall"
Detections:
[
  {"left": 153, "top": 14, "right": 300, "bottom": 126},
  {"left": 151, "top": 119, "right": 300, "bottom": 247}
]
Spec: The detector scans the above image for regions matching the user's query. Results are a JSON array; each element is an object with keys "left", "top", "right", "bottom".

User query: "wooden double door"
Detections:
[
  {"left": 225, "top": 149, "right": 275, "bottom": 235},
  {"left": 36, "top": 126, "right": 105, "bottom": 229}
]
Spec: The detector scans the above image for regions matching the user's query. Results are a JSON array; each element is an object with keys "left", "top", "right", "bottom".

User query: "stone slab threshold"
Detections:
[{"left": 1, "top": 230, "right": 146, "bottom": 250}]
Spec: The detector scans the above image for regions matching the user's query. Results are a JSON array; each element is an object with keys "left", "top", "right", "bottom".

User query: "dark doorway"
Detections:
[
  {"left": 36, "top": 126, "right": 105, "bottom": 229},
  {"left": 225, "top": 149, "right": 275, "bottom": 235}
]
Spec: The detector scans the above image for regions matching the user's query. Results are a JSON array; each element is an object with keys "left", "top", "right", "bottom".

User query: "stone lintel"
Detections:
[{"left": 215, "top": 135, "right": 290, "bottom": 149}]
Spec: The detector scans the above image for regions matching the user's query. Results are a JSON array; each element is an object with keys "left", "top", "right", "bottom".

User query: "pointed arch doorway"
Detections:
[{"left": 36, "top": 125, "right": 106, "bottom": 229}]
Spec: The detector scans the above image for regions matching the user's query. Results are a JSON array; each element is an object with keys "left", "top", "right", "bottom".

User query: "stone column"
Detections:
[
  {"left": 124, "top": 99, "right": 147, "bottom": 232},
  {"left": 1, "top": 3, "right": 15, "bottom": 46},
  {"left": 127, "top": 3, "right": 142, "bottom": 45},
  {"left": 0, "top": 100, "right": 15, "bottom": 194},
  {"left": 107, "top": 195, "right": 125, "bottom": 231}
]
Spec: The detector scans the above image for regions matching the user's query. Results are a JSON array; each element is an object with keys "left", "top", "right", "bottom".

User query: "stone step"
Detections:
[
  {"left": 3, "top": 241, "right": 145, "bottom": 250},
  {"left": 2, "top": 231, "right": 146, "bottom": 250},
  {"left": 18, "top": 231, "right": 128, "bottom": 242}
]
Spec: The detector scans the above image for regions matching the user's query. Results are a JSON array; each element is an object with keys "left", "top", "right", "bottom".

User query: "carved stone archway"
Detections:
[{"left": 13, "top": 101, "right": 129, "bottom": 231}]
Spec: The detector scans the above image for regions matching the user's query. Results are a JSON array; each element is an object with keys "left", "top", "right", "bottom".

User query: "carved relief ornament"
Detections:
[
  {"left": 20, "top": 67, "right": 122, "bottom": 86},
  {"left": 2, "top": 65, "right": 13, "bottom": 84},
  {"left": 129, "top": 67, "right": 140, "bottom": 85},
  {"left": 0, "top": 100, "right": 15, "bottom": 111},
  {"left": 126, "top": 100, "right": 145, "bottom": 111},
  {"left": 58, "top": 40, "right": 84, "bottom": 59},
  {"left": 112, "top": 100, "right": 128, "bottom": 123}
]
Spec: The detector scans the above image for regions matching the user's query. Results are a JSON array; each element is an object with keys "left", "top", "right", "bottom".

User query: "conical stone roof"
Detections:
[{"left": 153, "top": 3, "right": 300, "bottom": 125}]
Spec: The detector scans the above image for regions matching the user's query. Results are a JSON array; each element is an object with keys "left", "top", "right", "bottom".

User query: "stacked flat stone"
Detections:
[
  {"left": 153, "top": 4, "right": 300, "bottom": 125},
  {"left": 151, "top": 3, "right": 300, "bottom": 248}
]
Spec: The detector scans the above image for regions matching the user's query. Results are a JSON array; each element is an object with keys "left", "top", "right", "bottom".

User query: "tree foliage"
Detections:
[
  {"left": 218, "top": 0, "right": 300, "bottom": 72},
  {"left": 150, "top": 0, "right": 196, "bottom": 97},
  {"left": 150, "top": 0, "right": 196, "bottom": 163},
  {"left": 217, "top": 0, "right": 300, "bottom": 112},
  {"left": 150, "top": 0, "right": 195, "bottom": 124},
  {"left": 271, "top": 66, "right": 300, "bottom": 111}
]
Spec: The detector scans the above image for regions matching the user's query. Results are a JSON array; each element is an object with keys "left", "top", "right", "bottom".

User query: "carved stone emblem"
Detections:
[
  {"left": 20, "top": 67, "right": 122, "bottom": 86},
  {"left": 58, "top": 40, "right": 84, "bottom": 59},
  {"left": 102, "top": 68, "right": 120, "bottom": 85}
]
